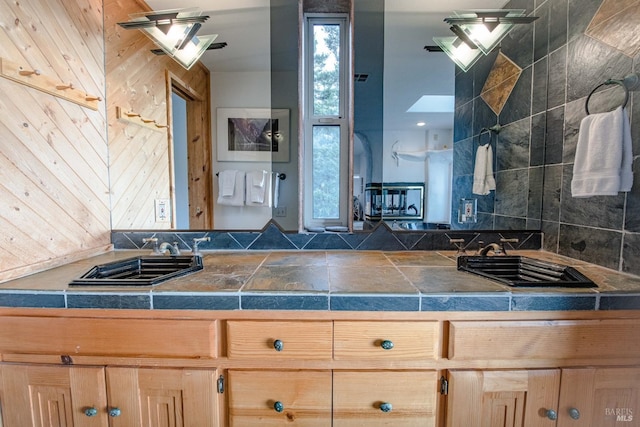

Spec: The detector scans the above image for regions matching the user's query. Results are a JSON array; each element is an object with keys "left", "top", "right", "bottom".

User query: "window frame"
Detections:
[{"left": 302, "top": 13, "right": 351, "bottom": 230}]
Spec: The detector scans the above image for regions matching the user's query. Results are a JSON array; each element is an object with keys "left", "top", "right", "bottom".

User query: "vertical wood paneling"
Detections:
[
  {"left": 105, "top": 0, "right": 212, "bottom": 230},
  {"left": 0, "top": 0, "right": 109, "bottom": 282}
]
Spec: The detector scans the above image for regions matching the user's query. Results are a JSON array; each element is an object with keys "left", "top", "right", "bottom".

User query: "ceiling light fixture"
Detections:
[
  {"left": 445, "top": 10, "right": 537, "bottom": 54},
  {"left": 117, "top": 8, "right": 218, "bottom": 70},
  {"left": 432, "top": 9, "right": 537, "bottom": 72},
  {"left": 433, "top": 36, "right": 483, "bottom": 72}
]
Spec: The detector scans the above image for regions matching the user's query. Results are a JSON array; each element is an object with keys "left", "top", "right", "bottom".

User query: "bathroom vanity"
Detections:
[{"left": 0, "top": 250, "right": 639, "bottom": 427}]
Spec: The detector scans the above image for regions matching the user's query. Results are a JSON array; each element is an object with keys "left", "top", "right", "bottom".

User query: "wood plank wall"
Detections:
[
  {"left": 0, "top": 0, "right": 110, "bottom": 282},
  {"left": 104, "top": 0, "right": 212, "bottom": 230}
]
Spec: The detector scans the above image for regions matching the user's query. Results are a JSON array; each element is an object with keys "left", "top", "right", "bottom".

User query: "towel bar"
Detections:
[{"left": 585, "top": 79, "right": 628, "bottom": 115}]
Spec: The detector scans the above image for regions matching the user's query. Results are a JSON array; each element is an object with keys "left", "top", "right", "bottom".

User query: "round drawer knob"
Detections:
[
  {"left": 84, "top": 407, "right": 98, "bottom": 417},
  {"left": 274, "top": 401, "right": 284, "bottom": 413},
  {"left": 273, "top": 339, "right": 284, "bottom": 352},
  {"left": 545, "top": 409, "right": 557, "bottom": 420},
  {"left": 569, "top": 408, "right": 580, "bottom": 420},
  {"left": 380, "top": 402, "right": 393, "bottom": 413},
  {"left": 108, "top": 407, "right": 122, "bottom": 417},
  {"left": 380, "top": 340, "right": 394, "bottom": 350}
]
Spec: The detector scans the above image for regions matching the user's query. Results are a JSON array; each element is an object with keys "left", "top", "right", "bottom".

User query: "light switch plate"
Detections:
[{"left": 155, "top": 199, "right": 171, "bottom": 223}]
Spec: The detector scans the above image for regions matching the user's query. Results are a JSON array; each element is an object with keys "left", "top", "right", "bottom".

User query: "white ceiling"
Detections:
[{"left": 145, "top": 0, "right": 509, "bottom": 131}]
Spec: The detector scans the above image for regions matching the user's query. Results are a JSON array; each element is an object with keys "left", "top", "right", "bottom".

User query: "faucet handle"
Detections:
[
  {"left": 449, "top": 238, "right": 466, "bottom": 255},
  {"left": 192, "top": 237, "right": 211, "bottom": 256},
  {"left": 499, "top": 238, "right": 519, "bottom": 254},
  {"left": 142, "top": 237, "right": 161, "bottom": 254}
]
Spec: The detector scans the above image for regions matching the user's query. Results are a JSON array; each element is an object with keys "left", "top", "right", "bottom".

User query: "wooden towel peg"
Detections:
[
  {"left": 141, "top": 118, "right": 155, "bottom": 123},
  {"left": 56, "top": 82, "right": 74, "bottom": 90},
  {"left": 85, "top": 95, "right": 102, "bottom": 102},
  {"left": 155, "top": 123, "right": 168, "bottom": 129},
  {"left": 18, "top": 68, "right": 41, "bottom": 76},
  {"left": 124, "top": 111, "right": 140, "bottom": 117}
]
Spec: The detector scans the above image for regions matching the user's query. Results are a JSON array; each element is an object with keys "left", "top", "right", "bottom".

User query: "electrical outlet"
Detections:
[{"left": 274, "top": 206, "right": 286, "bottom": 217}]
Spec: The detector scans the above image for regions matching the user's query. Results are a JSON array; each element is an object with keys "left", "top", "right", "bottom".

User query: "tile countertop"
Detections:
[{"left": 1, "top": 250, "right": 640, "bottom": 311}]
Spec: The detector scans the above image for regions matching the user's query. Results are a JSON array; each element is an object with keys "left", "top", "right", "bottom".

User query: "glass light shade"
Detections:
[
  {"left": 453, "top": 9, "right": 525, "bottom": 54},
  {"left": 128, "top": 8, "right": 215, "bottom": 69},
  {"left": 172, "top": 34, "right": 218, "bottom": 69},
  {"left": 433, "top": 36, "right": 483, "bottom": 72}
]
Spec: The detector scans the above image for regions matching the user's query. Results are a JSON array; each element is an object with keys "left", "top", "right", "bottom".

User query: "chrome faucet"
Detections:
[
  {"left": 479, "top": 242, "right": 504, "bottom": 256},
  {"left": 192, "top": 237, "right": 211, "bottom": 256},
  {"left": 478, "top": 238, "right": 519, "bottom": 256},
  {"left": 159, "top": 241, "right": 181, "bottom": 256}
]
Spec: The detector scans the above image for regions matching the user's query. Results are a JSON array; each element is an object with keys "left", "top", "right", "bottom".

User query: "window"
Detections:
[{"left": 303, "top": 15, "right": 350, "bottom": 229}]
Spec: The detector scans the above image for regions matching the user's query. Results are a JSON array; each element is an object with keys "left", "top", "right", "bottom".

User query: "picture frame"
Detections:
[{"left": 216, "top": 108, "right": 289, "bottom": 162}]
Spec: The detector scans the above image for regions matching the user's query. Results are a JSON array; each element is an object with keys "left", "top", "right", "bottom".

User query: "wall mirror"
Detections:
[{"left": 109, "top": 0, "right": 541, "bottom": 232}]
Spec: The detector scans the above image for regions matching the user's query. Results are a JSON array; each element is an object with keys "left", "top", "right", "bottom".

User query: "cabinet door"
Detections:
[
  {"left": 227, "top": 370, "right": 331, "bottom": 427},
  {"left": 0, "top": 364, "right": 108, "bottom": 427},
  {"left": 333, "top": 370, "right": 438, "bottom": 426},
  {"left": 557, "top": 367, "right": 640, "bottom": 426},
  {"left": 446, "top": 370, "right": 560, "bottom": 427},
  {"left": 106, "top": 367, "right": 218, "bottom": 427}
]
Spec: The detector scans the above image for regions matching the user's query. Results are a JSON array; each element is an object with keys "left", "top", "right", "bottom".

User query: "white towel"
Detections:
[
  {"left": 217, "top": 170, "right": 245, "bottom": 206},
  {"left": 572, "top": 106, "right": 633, "bottom": 197},
  {"left": 219, "top": 170, "right": 237, "bottom": 197},
  {"left": 472, "top": 144, "right": 496, "bottom": 196},
  {"left": 273, "top": 173, "right": 280, "bottom": 208},
  {"left": 246, "top": 170, "right": 270, "bottom": 205}
]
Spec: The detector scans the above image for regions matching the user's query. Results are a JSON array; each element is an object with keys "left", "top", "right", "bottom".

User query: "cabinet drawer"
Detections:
[
  {"left": 448, "top": 319, "right": 640, "bottom": 360},
  {"left": 333, "top": 370, "right": 438, "bottom": 426},
  {"left": 227, "top": 370, "right": 332, "bottom": 427},
  {"left": 334, "top": 321, "right": 439, "bottom": 360},
  {"left": 0, "top": 316, "right": 217, "bottom": 358},
  {"left": 226, "top": 321, "right": 333, "bottom": 359}
]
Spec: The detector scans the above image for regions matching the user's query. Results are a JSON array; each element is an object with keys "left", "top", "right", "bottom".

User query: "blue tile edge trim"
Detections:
[
  {"left": 0, "top": 290, "right": 623, "bottom": 312},
  {"left": 599, "top": 295, "right": 640, "bottom": 310},
  {"left": 153, "top": 293, "right": 240, "bottom": 310},
  {"left": 330, "top": 295, "right": 420, "bottom": 311},
  {"left": 511, "top": 294, "right": 597, "bottom": 311},
  {"left": 241, "top": 294, "right": 329, "bottom": 310},
  {"left": 0, "top": 291, "right": 65, "bottom": 308},
  {"left": 421, "top": 294, "right": 511, "bottom": 312}
]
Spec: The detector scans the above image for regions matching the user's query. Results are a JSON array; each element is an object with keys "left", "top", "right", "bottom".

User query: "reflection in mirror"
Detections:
[{"left": 108, "top": 0, "right": 542, "bottom": 232}]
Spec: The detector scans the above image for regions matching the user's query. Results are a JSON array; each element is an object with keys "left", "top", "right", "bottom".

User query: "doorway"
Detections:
[{"left": 167, "top": 73, "right": 213, "bottom": 229}]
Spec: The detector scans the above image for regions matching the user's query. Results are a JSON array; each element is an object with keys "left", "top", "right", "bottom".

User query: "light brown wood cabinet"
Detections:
[
  {"left": 446, "top": 367, "right": 640, "bottom": 427},
  {"left": 1, "top": 309, "right": 640, "bottom": 427},
  {"left": 0, "top": 364, "right": 219, "bottom": 427}
]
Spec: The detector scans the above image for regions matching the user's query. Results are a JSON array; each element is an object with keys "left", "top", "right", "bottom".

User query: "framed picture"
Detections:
[{"left": 217, "top": 108, "right": 289, "bottom": 162}]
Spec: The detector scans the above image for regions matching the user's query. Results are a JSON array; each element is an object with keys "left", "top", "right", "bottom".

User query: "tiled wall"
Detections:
[
  {"left": 112, "top": 222, "right": 541, "bottom": 252},
  {"left": 452, "top": 0, "right": 640, "bottom": 274}
]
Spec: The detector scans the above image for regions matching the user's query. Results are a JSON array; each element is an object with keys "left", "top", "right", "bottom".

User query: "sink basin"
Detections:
[
  {"left": 457, "top": 256, "right": 596, "bottom": 288},
  {"left": 69, "top": 255, "right": 203, "bottom": 286}
]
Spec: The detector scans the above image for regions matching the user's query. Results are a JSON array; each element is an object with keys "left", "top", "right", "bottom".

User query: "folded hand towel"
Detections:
[
  {"left": 472, "top": 145, "right": 496, "bottom": 196},
  {"left": 620, "top": 108, "right": 634, "bottom": 192},
  {"left": 572, "top": 106, "right": 633, "bottom": 197},
  {"left": 217, "top": 170, "right": 245, "bottom": 206},
  {"left": 219, "top": 170, "right": 237, "bottom": 197},
  {"left": 246, "top": 170, "right": 269, "bottom": 204}
]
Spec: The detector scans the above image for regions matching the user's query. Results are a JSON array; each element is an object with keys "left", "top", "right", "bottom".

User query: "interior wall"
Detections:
[
  {"left": 452, "top": 0, "right": 640, "bottom": 273},
  {"left": 104, "top": 0, "right": 211, "bottom": 230},
  {"left": 211, "top": 71, "right": 274, "bottom": 230},
  {"left": 0, "top": 0, "right": 110, "bottom": 282}
]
